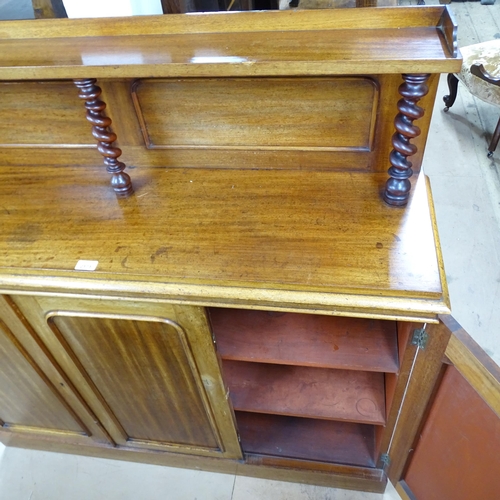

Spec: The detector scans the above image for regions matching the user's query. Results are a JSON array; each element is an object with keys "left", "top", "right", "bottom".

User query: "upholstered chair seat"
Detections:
[{"left": 444, "top": 40, "right": 500, "bottom": 158}]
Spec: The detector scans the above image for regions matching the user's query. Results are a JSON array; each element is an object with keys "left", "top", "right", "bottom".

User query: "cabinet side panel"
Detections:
[
  {"left": 405, "top": 365, "right": 500, "bottom": 500},
  {"left": 50, "top": 315, "right": 219, "bottom": 449}
]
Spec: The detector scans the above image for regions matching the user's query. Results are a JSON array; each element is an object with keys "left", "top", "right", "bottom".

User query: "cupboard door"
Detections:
[
  {"left": 0, "top": 297, "right": 101, "bottom": 443},
  {"left": 11, "top": 296, "right": 242, "bottom": 459},
  {"left": 397, "top": 316, "right": 500, "bottom": 500}
]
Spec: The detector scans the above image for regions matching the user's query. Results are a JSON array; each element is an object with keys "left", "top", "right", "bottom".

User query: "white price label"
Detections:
[{"left": 75, "top": 260, "right": 99, "bottom": 271}]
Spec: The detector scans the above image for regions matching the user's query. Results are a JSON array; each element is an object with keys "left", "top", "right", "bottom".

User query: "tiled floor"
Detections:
[
  {"left": 1, "top": 1, "right": 499, "bottom": 499},
  {"left": 0, "top": 446, "right": 402, "bottom": 500}
]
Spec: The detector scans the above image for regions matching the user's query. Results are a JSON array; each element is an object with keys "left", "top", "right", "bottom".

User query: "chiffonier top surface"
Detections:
[
  {"left": 0, "top": 7, "right": 460, "bottom": 80},
  {"left": 0, "top": 167, "right": 449, "bottom": 322}
]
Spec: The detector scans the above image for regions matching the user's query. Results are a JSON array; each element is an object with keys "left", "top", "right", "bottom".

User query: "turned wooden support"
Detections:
[
  {"left": 74, "top": 78, "right": 133, "bottom": 197},
  {"left": 383, "top": 74, "right": 430, "bottom": 207},
  {"left": 443, "top": 73, "right": 459, "bottom": 111}
]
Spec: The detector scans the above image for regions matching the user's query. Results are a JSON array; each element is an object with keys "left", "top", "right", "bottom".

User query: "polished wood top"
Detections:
[
  {"left": 0, "top": 7, "right": 461, "bottom": 80},
  {"left": 0, "top": 166, "right": 449, "bottom": 321}
]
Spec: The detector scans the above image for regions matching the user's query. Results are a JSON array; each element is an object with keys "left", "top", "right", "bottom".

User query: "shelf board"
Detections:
[
  {"left": 0, "top": 8, "right": 460, "bottom": 80},
  {"left": 236, "top": 411, "right": 377, "bottom": 467},
  {"left": 211, "top": 308, "right": 398, "bottom": 372},
  {"left": 223, "top": 360, "right": 386, "bottom": 425}
]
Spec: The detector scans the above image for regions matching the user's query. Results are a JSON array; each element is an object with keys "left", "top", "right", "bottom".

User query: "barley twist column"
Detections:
[
  {"left": 74, "top": 78, "right": 133, "bottom": 197},
  {"left": 383, "top": 74, "right": 430, "bottom": 207}
]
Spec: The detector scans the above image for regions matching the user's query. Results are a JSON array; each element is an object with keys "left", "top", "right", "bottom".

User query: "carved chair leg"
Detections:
[
  {"left": 383, "top": 73, "right": 430, "bottom": 207},
  {"left": 443, "top": 73, "right": 459, "bottom": 112},
  {"left": 487, "top": 116, "right": 500, "bottom": 158},
  {"left": 74, "top": 78, "right": 134, "bottom": 197}
]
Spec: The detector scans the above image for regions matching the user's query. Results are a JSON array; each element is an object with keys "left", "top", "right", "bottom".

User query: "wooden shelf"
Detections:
[
  {"left": 236, "top": 411, "right": 377, "bottom": 467},
  {"left": 0, "top": 8, "right": 460, "bottom": 81},
  {"left": 223, "top": 360, "right": 386, "bottom": 425},
  {"left": 0, "top": 4, "right": 460, "bottom": 492},
  {"left": 210, "top": 308, "right": 399, "bottom": 372}
]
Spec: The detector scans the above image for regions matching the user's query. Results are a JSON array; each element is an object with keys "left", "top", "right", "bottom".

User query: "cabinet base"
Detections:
[{"left": 0, "top": 432, "right": 387, "bottom": 493}]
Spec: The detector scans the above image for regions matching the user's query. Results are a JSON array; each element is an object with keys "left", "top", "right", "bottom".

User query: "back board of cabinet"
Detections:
[{"left": 0, "top": 6, "right": 461, "bottom": 493}]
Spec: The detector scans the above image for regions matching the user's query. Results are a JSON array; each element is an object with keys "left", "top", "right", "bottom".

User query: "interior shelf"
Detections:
[
  {"left": 223, "top": 360, "right": 386, "bottom": 425},
  {"left": 210, "top": 308, "right": 399, "bottom": 373},
  {"left": 236, "top": 411, "right": 377, "bottom": 468}
]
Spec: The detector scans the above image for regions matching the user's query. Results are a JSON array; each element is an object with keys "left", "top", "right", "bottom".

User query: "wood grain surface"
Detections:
[
  {"left": 49, "top": 315, "right": 218, "bottom": 448},
  {"left": 10, "top": 295, "right": 244, "bottom": 458},
  {"left": 383, "top": 320, "right": 452, "bottom": 483},
  {"left": 0, "top": 317, "right": 85, "bottom": 434},
  {"left": 0, "top": 29, "right": 460, "bottom": 80},
  {"left": 0, "top": 295, "right": 114, "bottom": 445},
  {"left": 236, "top": 411, "right": 377, "bottom": 467},
  {"left": 223, "top": 360, "right": 386, "bottom": 424},
  {"left": 0, "top": 8, "right": 461, "bottom": 80},
  {"left": 0, "top": 6, "right": 460, "bottom": 490},
  {"left": 0, "top": 167, "right": 448, "bottom": 320},
  {"left": 133, "top": 78, "right": 377, "bottom": 151},
  {"left": 210, "top": 308, "right": 399, "bottom": 372},
  {"left": 0, "top": 7, "right": 451, "bottom": 39},
  {"left": 0, "top": 74, "right": 439, "bottom": 179},
  {"left": 0, "top": 82, "right": 92, "bottom": 147},
  {"left": 443, "top": 315, "right": 500, "bottom": 418}
]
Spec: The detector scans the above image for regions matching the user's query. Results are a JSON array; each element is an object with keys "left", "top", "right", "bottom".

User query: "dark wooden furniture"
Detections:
[
  {"left": 446, "top": 86, "right": 500, "bottom": 159},
  {"left": 471, "top": 64, "right": 500, "bottom": 157},
  {"left": 161, "top": 0, "right": 272, "bottom": 13},
  {"left": 289, "top": 0, "right": 397, "bottom": 9},
  {"left": 0, "top": 7, "right": 464, "bottom": 492}
]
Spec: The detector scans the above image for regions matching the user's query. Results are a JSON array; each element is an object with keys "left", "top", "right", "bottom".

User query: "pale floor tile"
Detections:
[
  {"left": 429, "top": 174, "right": 500, "bottom": 363},
  {"left": 424, "top": 74, "right": 500, "bottom": 366},
  {"left": 231, "top": 475, "right": 400, "bottom": 500},
  {"left": 0, "top": 447, "right": 236, "bottom": 500},
  {"left": 424, "top": 78, "right": 487, "bottom": 178}
]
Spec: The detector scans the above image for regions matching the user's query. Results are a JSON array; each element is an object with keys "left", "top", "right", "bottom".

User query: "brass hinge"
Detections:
[
  {"left": 379, "top": 453, "right": 391, "bottom": 471},
  {"left": 411, "top": 327, "right": 428, "bottom": 350}
]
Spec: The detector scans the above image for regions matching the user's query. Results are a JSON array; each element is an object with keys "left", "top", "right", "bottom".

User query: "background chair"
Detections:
[{"left": 443, "top": 39, "right": 500, "bottom": 158}]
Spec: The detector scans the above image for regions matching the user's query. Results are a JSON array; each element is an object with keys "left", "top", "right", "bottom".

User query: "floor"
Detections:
[
  {"left": 0, "top": 0, "right": 499, "bottom": 499},
  {"left": 425, "top": 1, "right": 500, "bottom": 367}
]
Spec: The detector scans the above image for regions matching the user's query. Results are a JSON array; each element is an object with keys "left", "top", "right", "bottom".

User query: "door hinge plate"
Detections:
[
  {"left": 411, "top": 327, "right": 428, "bottom": 350},
  {"left": 379, "top": 453, "right": 391, "bottom": 470}
]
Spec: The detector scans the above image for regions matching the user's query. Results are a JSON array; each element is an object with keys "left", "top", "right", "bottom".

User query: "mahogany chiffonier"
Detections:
[{"left": 0, "top": 7, "right": 465, "bottom": 493}]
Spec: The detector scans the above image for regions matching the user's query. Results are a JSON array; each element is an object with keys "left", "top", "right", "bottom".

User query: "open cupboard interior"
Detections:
[{"left": 210, "top": 308, "right": 406, "bottom": 468}]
